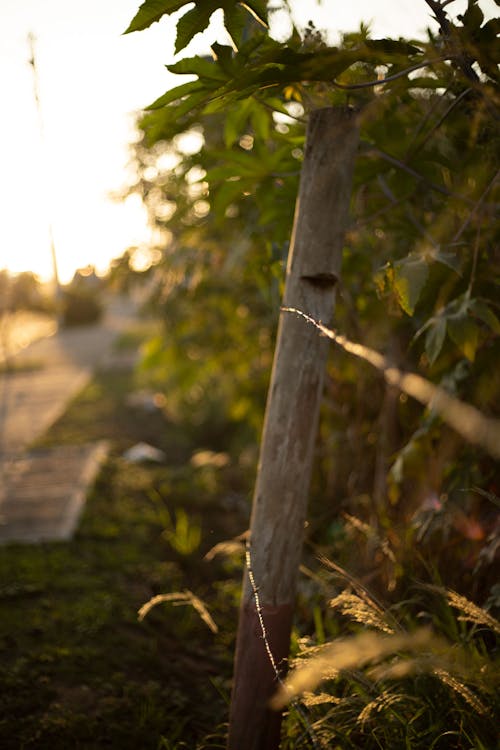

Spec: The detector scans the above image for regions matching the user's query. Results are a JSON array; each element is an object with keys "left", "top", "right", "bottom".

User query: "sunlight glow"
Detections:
[{"left": 1, "top": 0, "right": 496, "bottom": 283}]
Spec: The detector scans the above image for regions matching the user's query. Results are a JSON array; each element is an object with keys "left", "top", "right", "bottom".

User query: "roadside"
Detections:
[
  {"left": 0, "top": 344, "right": 248, "bottom": 749},
  {"left": 0, "top": 294, "right": 140, "bottom": 543},
  {"left": 0, "top": 294, "right": 137, "bottom": 457},
  {"left": 0, "top": 310, "right": 57, "bottom": 365}
]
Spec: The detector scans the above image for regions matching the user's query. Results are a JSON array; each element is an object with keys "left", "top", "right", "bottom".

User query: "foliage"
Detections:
[
  {"left": 60, "top": 287, "right": 103, "bottom": 326},
  {"left": 60, "top": 269, "right": 104, "bottom": 326},
  {"left": 126, "top": 0, "right": 499, "bottom": 576},
  {"left": 0, "top": 365, "right": 246, "bottom": 749},
  {"left": 123, "top": 0, "right": 499, "bottom": 745},
  {"left": 281, "top": 570, "right": 500, "bottom": 749},
  {"left": 0, "top": 270, "right": 52, "bottom": 313}
]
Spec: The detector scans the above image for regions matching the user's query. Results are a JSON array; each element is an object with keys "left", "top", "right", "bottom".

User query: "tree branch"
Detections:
[
  {"left": 331, "top": 58, "right": 445, "bottom": 91},
  {"left": 424, "top": 0, "right": 480, "bottom": 83}
]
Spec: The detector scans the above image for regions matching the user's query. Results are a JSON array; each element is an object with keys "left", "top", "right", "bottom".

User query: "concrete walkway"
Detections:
[{"left": 0, "top": 295, "right": 138, "bottom": 543}]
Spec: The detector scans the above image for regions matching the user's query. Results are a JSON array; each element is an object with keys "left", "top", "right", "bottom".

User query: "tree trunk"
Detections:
[{"left": 227, "top": 106, "right": 360, "bottom": 750}]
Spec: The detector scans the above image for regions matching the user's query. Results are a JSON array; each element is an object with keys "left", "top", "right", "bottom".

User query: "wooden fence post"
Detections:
[{"left": 227, "top": 106, "right": 360, "bottom": 750}]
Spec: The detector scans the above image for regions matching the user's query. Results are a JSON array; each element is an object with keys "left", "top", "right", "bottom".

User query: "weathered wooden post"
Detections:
[{"left": 227, "top": 107, "right": 360, "bottom": 749}]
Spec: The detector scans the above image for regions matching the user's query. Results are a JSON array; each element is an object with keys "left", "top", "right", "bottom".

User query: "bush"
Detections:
[{"left": 61, "top": 288, "right": 103, "bottom": 327}]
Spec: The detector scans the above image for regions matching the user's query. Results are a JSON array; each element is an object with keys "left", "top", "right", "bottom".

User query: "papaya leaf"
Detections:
[
  {"left": 124, "top": 0, "right": 186, "bottom": 34},
  {"left": 175, "top": 1, "right": 219, "bottom": 54},
  {"left": 459, "top": 2, "right": 484, "bottom": 31},
  {"left": 432, "top": 249, "right": 462, "bottom": 274},
  {"left": 205, "top": 164, "right": 243, "bottom": 181},
  {"left": 223, "top": 4, "right": 246, "bottom": 49},
  {"left": 146, "top": 80, "right": 206, "bottom": 110},
  {"left": 469, "top": 299, "right": 500, "bottom": 334},
  {"left": 212, "top": 177, "right": 253, "bottom": 219},
  {"left": 365, "top": 38, "right": 423, "bottom": 56},
  {"left": 392, "top": 255, "right": 429, "bottom": 316},
  {"left": 250, "top": 100, "right": 270, "bottom": 141},
  {"left": 166, "top": 55, "right": 224, "bottom": 78},
  {"left": 147, "top": 88, "right": 211, "bottom": 118},
  {"left": 223, "top": 98, "right": 253, "bottom": 147},
  {"left": 425, "top": 316, "right": 447, "bottom": 364},
  {"left": 447, "top": 315, "right": 480, "bottom": 362},
  {"left": 211, "top": 43, "right": 236, "bottom": 73},
  {"left": 480, "top": 17, "right": 500, "bottom": 38}
]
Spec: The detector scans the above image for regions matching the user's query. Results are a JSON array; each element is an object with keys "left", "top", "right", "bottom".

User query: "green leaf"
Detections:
[
  {"left": 459, "top": 2, "right": 484, "bottom": 31},
  {"left": 175, "top": 1, "right": 219, "bottom": 54},
  {"left": 149, "top": 88, "right": 211, "bottom": 118},
  {"left": 250, "top": 100, "right": 270, "bottom": 141},
  {"left": 223, "top": 98, "right": 253, "bottom": 146},
  {"left": 211, "top": 43, "right": 235, "bottom": 73},
  {"left": 392, "top": 255, "right": 429, "bottom": 316},
  {"left": 146, "top": 80, "right": 205, "bottom": 110},
  {"left": 447, "top": 315, "right": 480, "bottom": 362},
  {"left": 223, "top": 5, "right": 246, "bottom": 49},
  {"left": 124, "top": 0, "right": 186, "bottom": 33},
  {"left": 212, "top": 177, "right": 253, "bottom": 219},
  {"left": 167, "top": 55, "right": 227, "bottom": 81},
  {"left": 425, "top": 317, "right": 447, "bottom": 365},
  {"left": 469, "top": 299, "right": 500, "bottom": 334},
  {"left": 365, "top": 38, "right": 422, "bottom": 56}
]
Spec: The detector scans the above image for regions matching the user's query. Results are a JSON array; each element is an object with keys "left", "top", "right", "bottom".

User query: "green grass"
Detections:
[{"left": 0, "top": 365, "right": 248, "bottom": 749}]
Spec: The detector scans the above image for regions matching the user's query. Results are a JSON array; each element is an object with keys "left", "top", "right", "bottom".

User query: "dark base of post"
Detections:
[{"left": 227, "top": 600, "right": 293, "bottom": 750}]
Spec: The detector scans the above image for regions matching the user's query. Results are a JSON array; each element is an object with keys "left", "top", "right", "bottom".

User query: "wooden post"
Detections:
[{"left": 227, "top": 107, "right": 360, "bottom": 750}]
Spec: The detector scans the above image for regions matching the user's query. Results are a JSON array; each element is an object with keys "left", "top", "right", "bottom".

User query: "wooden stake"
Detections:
[{"left": 227, "top": 106, "right": 360, "bottom": 750}]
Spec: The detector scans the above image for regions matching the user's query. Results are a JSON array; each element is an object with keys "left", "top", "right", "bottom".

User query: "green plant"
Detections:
[
  {"left": 162, "top": 508, "right": 202, "bottom": 556},
  {"left": 61, "top": 287, "right": 103, "bottom": 326},
  {"left": 123, "top": 0, "right": 499, "bottom": 745}
]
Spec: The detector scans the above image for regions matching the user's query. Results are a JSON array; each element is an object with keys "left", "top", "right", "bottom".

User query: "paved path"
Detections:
[
  {"left": 0, "top": 296, "right": 136, "bottom": 457},
  {"left": 0, "top": 442, "right": 109, "bottom": 543},
  {"left": 0, "top": 295, "right": 138, "bottom": 543}
]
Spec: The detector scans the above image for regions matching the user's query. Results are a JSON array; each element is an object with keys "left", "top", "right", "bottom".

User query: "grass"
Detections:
[
  {"left": 3, "top": 333, "right": 498, "bottom": 749},
  {"left": 0, "top": 358, "right": 44, "bottom": 374},
  {"left": 0, "top": 363, "right": 249, "bottom": 749}
]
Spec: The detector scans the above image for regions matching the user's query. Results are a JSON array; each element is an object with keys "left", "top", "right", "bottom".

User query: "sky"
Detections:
[{"left": 0, "top": 0, "right": 496, "bottom": 283}]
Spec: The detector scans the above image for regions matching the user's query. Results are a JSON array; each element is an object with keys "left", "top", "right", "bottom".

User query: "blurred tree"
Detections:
[{"left": 0, "top": 270, "right": 49, "bottom": 312}]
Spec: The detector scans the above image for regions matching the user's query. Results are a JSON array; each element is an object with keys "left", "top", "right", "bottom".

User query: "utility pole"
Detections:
[{"left": 28, "top": 32, "right": 61, "bottom": 309}]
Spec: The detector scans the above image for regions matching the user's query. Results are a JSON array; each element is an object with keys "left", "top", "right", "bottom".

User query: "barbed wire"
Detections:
[
  {"left": 245, "top": 539, "right": 321, "bottom": 750},
  {"left": 282, "top": 307, "right": 500, "bottom": 461}
]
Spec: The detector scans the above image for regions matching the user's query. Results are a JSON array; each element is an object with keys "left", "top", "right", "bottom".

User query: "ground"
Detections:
[{"left": 0, "top": 349, "right": 251, "bottom": 748}]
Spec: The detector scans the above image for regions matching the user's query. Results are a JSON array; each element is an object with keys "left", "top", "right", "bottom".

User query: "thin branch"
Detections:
[
  {"left": 406, "top": 87, "right": 471, "bottom": 160},
  {"left": 424, "top": 0, "right": 480, "bottom": 83},
  {"left": 331, "top": 58, "right": 446, "bottom": 91},
  {"left": 361, "top": 142, "right": 475, "bottom": 203}
]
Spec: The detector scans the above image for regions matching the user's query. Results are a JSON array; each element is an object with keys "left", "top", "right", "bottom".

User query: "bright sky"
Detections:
[{"left": 0, "top": 0, "right": 496, "bottom": 283}]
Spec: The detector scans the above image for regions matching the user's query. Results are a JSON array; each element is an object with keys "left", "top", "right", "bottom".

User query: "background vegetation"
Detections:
[{"left": 121, "top": 0, "right": 499, "bottom": 745}]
